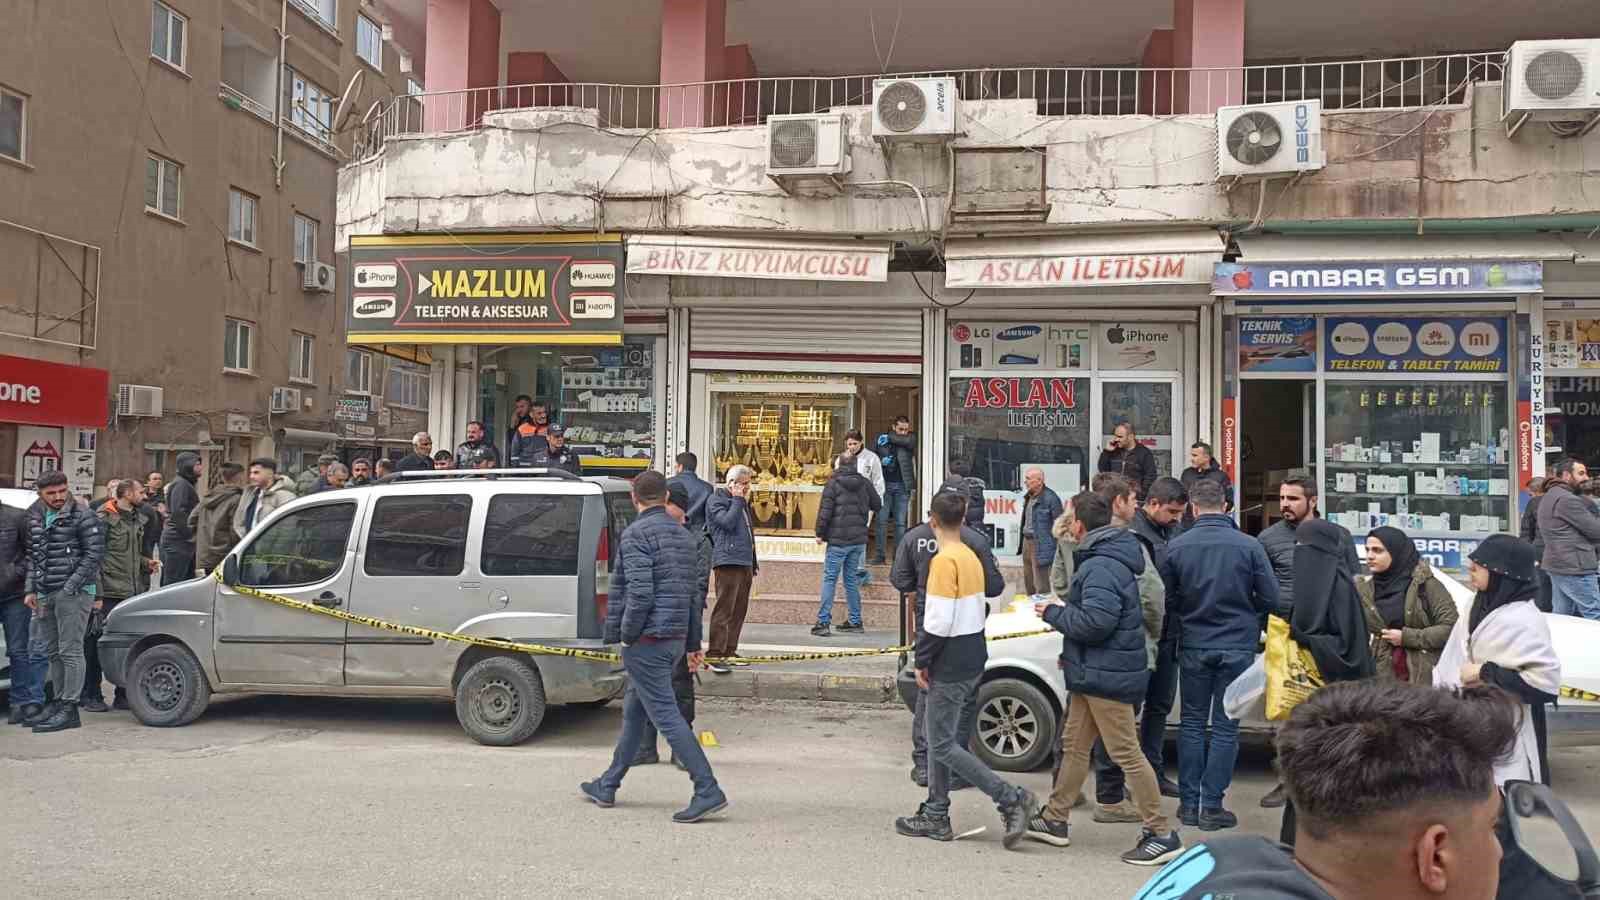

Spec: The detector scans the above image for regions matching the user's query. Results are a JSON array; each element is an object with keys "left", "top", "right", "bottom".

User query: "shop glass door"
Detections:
[{"left": 1098, "top": 378, "right": 1181, "bottom": 482}]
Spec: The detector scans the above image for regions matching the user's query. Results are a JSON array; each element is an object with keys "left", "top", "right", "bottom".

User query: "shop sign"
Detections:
[
  {"left": 960, "top": 377, "right": 1083, "bottom": 430},
  {"left": 347, "top": 235, "right": 624, "bottom": 343},
  {"left": 1323, "top": 317, "right": 1507, "bottom": 373},
  {"left": 1219, "top": 398, "right": 1238, "bottom": 484},
  {"left": 226, "top": 413, "right": 252, "bottom": 435},
  {"left": 1544, "top": 313, "right": 1600, "bottom": 370},
  {"left": 945, "top": 253, "right": 1213, "bottom": 289},
  {"left": 626, "top": 236, "right": 891, "bottom": 283},
  {"left": 0, "top": 354, "right": 108, "bottom": 428},
  {"left": 1213, "top": 260, "right": 1542, "bottom": 296},
  {"left": 16, "top": 425, "right": 62, "bottom": 489},
  {"left": 341, "top": 423, "right": 376, "bottom": 439},
  {"left": 1411, "top": 537, "right": 1480, "bottom": 573},
  {"left": 66, "top": 449, "right": 96, "bottom": 499},
  {"left": 1096, "top": 322, "right": 1184, "bottom": 371},
  {"left": 948, "top": 322, "right": 1091, "bottom": 370},
  {"left": 1238, "top": 317, "right": 1317, "bottom": 373},
  {"left": 334, "top": 396, "right": 370, "bottom": 423}
]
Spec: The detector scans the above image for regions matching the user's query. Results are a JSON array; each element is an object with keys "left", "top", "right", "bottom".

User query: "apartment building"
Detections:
[{"left": 0, "top": 0, "right": 427, "bottom": 493}]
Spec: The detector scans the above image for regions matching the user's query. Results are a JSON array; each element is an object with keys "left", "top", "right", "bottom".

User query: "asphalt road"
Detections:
[{"left": 6, "top": 695, "right": 1600, "bottom": 898}]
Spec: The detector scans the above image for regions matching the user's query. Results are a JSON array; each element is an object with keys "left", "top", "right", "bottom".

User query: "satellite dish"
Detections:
[{"left": 332, "top": 69, "right": 365, "bottom": 133}]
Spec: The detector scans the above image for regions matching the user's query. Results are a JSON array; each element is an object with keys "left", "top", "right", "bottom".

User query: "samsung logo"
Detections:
[
  {"left": 353, "top": 296, "right": 396, "bottom": 319},
  {"left": 996, "top": 326, "right": 1042, "bottom": 342}
]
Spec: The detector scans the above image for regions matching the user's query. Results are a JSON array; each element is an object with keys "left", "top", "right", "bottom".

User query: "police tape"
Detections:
[
  {"left": 218, "top": 573, "right": 1055, "bottom": 666},
  {"left": 1562, "top": 686, "right": 1600, "bottom": 703}
]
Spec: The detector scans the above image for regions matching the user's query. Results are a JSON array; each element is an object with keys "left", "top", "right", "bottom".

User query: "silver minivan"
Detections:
[{"left": 98, "top": 470, "right": 634, "bottom": 745}]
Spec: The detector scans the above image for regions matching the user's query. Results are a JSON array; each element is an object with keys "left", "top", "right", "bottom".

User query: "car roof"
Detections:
[
  {"left": 295, "top": 471, "right": 636, "bottom": 500},
  {"left": 0, "top": 487, "right": 35, "bottom": 510}
]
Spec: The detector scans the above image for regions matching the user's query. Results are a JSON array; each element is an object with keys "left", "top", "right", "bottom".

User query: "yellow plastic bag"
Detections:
[{"left": 1265, "top": 614, "right": 1324, "bottom": 721}]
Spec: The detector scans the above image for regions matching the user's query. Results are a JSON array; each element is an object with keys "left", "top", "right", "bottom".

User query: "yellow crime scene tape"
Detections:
[{"left": 217, "top": 570, "right": 1053, "bottom": 666}]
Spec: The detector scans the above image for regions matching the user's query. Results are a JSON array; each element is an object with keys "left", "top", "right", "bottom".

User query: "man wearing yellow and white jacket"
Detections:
[{"left": 895, "top": 492, "right": 1040, "bottom": 849}]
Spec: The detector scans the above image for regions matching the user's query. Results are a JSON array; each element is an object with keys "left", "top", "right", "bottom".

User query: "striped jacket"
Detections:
[{"left": 914, "top": 540, "right": 989, "bottom": 681}]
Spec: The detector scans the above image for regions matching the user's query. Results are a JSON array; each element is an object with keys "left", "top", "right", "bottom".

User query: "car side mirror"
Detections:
[{"left": 221, "top": 555, "right": 239, "bottom": 588}]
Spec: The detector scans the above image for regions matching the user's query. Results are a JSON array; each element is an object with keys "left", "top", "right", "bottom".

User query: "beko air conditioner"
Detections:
[
  {"left": 765, "top": 114, "right": 852, "bottom": 185},
  {"left": 1215, "top": 100, "right": 1325, "bottom": 179},
  {"left": 872, "top": 77, "right": 959, "bottom": 140},
  {"left": 1504, "top": 40, "right": 1600, "bottom": 125}
]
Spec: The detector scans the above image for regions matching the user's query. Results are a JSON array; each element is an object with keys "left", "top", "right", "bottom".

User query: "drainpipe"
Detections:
[{"left": 272, "top": 0, "right": 289, "bottom": 188}]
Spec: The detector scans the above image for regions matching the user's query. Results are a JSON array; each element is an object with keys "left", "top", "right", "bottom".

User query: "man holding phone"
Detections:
[
  {"left": 1098, "top": 422, "right": 1158, "bottom": 500},
  {"left": 705, "top": 465, "right": 758, "bottom": 674}
]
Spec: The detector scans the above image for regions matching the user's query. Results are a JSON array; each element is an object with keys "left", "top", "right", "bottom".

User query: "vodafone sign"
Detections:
[{"left": 0, "top": 353, "right": 109, "bottom": 427}]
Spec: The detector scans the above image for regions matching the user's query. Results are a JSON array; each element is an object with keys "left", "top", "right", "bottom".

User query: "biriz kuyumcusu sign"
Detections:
[{"left": 346, "top": 234, "right": 625, "bottom": 345}]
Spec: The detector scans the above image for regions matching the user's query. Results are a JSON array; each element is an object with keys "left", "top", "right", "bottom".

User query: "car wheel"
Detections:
[
  {"left": 127, "top": 643, "right": 212, "bottom": 728},
  {"left": 455, "top": 655, "right": 547, "bottom": 746},
  {"left": 974, "top": 678, "right": 1056, "bottom": 773}
]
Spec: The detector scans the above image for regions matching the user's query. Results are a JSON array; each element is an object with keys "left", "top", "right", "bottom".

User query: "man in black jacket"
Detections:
[
  {"left": 1522, "top": 476, "right": 1551, "bottom": 611},
  {"left": 812, "top": 453, "right": 881, "bottom": 636},
  {"left": 158, "top": 451, "right": 202, "bottom": 585},
  {"left": 1, "top": 498, "right": 44, "bottom": 724},
  {"left": 394, "top": 432, "right": 436, "bottom": 473},
  {"left": 1178, "top": 441, "right": 1233, "bottom": 527},
  {"left": 635, "top": 480, "right": 713, "bottom": 769},
  {"left": 529, "top": 424, "right": 581, "bottom": 474},
  {"left": 1098, "top": 421, "right": 1158, "bottom": 499},
  {"left": 22, "top": 471, "right": 106, "bottom": 732},
  {"left": 892, "top": 478, "right": 1005, "bottom": 787},
  {"left": 872, "top": 416, "right": 917, "bottom": 564}
]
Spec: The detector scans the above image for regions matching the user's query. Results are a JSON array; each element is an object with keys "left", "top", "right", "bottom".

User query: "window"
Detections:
[
  {"left": 286, "top": 70, "right": 332, "bottom": 140},
  {"left": 407, "top": 78, "right": 424, "bottom": 97},
  {"left": 364, "top": 495, "right": 470, "bottom": 576},
  {"left": 224, "top": 318, "right": 254, "bottom": 372},
  {"left": 293, "top": 214, "right": 318, "bottom": 264},
  {"left": 240, "top": 502, "right": 356, "bottom": 587},
  {"left": 151, "top": 1, "right": 187, "bottom": 70},
  {"left": 387, "top": 363, "right": 428, "bottom": 409},
  {"left": 291, "top": 0, "right": 337, "bottom": 30},
  {"left": 346, "top": 348, "right": 372, "bottom": 394},
  {"left": 227, "top": 188, "right": 257, "bottom": 245},
  {"left": 145, "top": 153, "right": 181, "bottom": 218},
  {"left": 482, "top": 495, "right": 582, "bottom": 576},
  {"left": 290, "top": 331, "right": 314, "bottom": 383},
  {"left": 0, "top": 86, "right": 24, "bottom": 163},
  {"left": 356, "top": 15, "right": 383, "bottom": 70}
]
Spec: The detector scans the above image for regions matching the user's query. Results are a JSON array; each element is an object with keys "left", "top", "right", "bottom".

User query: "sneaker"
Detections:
[
  {"left": 111, "top": 692, "right": 130, "bottom": 711},
  {"left": 1000, "top": 788, "right": 1040, "bottom": 850},
  {"left": 32, "top": 701, "right": 81, "bottom": 734},
  {"left": 19, "top": 702, "right": 52, "bottom": 727},
  {"left": 729, "top": 660, "right": 751, "bottom": 668},
  {"left": 1024, "top": 812, "right": 1072, "bottom": 847},
  {"left": 1199, "top": 807, "right": 1238, "bottom": 832},
  {"left": 579, "top": 780, "right": 616, "bottom": 808},
  {"left": 858, "top": 570, "right": 872, "bottom": 585},
  {"left": 707, "top": 663, "right": 731, "bottom": 675},
  {"left": 811, "top": 622, "right": 832, "bottom": 637},
  {"left": 1122, "top": 829, "right": 1184, "bottom": 867},
  {"left": 80, "top": 698, "right": 110, "bottom": 713},
  {"left": 7, "top": 703, "right": 40, "bottom": 725},
  {"left": 1261, "top": 783, "right": 1289, "bottom": 808},
  {"left": 835, "top": 621, "right": 864, "bottom": 634},
  {"left": 1178, "top": 805, "right": 1199, "bottom": 827},
  {"left": 1157, "top": 776, "right": 1181, "bottom": 799},
  {"left": 673, "top": 789, "right": 729, "bottom": 823},
  {"left": 895, "top": 806, "right": 954, "bottom": 841},
  {"left": 1093, "top": 799, "right": 1144, "bottom": 824},
  {"left": 910, "top": 765, "right": 928, "bottom": 787}
]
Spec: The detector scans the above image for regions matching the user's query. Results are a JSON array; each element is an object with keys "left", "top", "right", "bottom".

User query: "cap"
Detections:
[
  {"left": 935, "top": 477, "right": 970, "bottom": 496},
  {"left": 318, "top": 453, "right": 338, "bottom": 465},
  {"left": 548, "top": 423, "right": 566, "bottom": 437},
  {"left": 666, "top": 481, "right": 690, "bottom": 510}
]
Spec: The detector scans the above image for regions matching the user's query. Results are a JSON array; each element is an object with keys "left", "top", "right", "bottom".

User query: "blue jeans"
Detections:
[
  {"left": 1549, "top": 573, "right": 1600, "bottom": 620},
  {"left": 924, "top": 675, "right": 1020, "bottom": 818},
  {"left": 600, "top": 640, "right": 720, "bottom": 799},
  {"left": 1178, "top": 647, "right": 1256, "bottom": 810},
  {"left": 2, "top": 596, "right": 44, "bottom": 705},
  {"left": 875, "top": 482, "right": 908, "bottom": 560},
  {"left": 817, "top": 544, "right": 866, "bottom": 626}
]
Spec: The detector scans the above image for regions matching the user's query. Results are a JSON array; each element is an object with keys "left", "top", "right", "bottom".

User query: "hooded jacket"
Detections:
[
  {"left": 232, "top": 474, "right": 299, "bottom": 539},
  {"left": 815, "top": 465, "right": 880, "bottom": 547},
  {"left": 1162, "top": 513, "right": 1280, "bottom": 652},
  {"left": 190, "top": 484, "right": 243, "bottom": 573},
  {"left": 1044, "top": 526, "right": 1150, "bottom": 704},
  {"left": 26, "top": 497, "right": 104, "bottom": 598},
  {"left": 97, "top": 500, "right": 147, "bottom": 599},
  {"left": 159, "top": 452, "right": 201, "bottom": 554}
]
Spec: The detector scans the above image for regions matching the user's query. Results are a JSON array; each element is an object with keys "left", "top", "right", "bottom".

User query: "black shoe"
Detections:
[
  {"left": 707, "top": 663, "right": 731, "bottom": 675},
  {"left": 1199, "top": 807, "right": 1238, "bottom": 832},
  {"left": 580, "top": 780, "right": 616, "bottom": 808},
  {"left": 1158, "top": 776, "right": 1181, "bottom": 799},
  {"left": 835, "top": 621, "right": 864, "bottom": 634},
  {"left": 80, "top": 698, "right": 110, "bottom": 713},
  {"left": 632, "top": 749, "right": 660, "bottom": 766},
  {"left": 895, "top": 806, "right": 954, "bottom": 841},
  {"left": 1261, "top": 783, "right": 1288, "bottom": 809},
  {"left": 910, "top": 765, "right": 928, "bottom": 787},
  {"left": 1178, "top": 804, "right": 1199, "bottom": 827},
  {"left": 810, "top": 622, "right": 831, "bottom": 637},
  {"left": 1000, "top": 788, "right": 1040, "bottom": 850},
  {"left": 673, "top": 789, "right": 729, "bottom": 823},
  {"left": 1025, "top": 811, "right": 1072, "bottom": 847},
  {"left": 112, "top": 692, "right": 130, "bottom": 711},
  {"left": 7, "top": 703, "right": 40, "bottom": 725},
  {"left": 20, "top": 702, "right": 53, "bottom": 727},
  {"left": 32, "top": 701, "right": 81, "bottom": 734},
  {"left": 1122, "top": 829, "right": 1184, "bottom": 867}
]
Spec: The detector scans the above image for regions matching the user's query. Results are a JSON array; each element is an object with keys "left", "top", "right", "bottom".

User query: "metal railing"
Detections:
[
  {"left": 218, "top": 83, "right": 274, "bottom": 124},
  {"left": 360, "top": 51, "right": 1504, "bottom": 149}
]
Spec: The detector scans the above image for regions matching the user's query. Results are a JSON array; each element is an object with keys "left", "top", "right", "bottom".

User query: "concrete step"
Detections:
[{"left": 745, "top": 592, "right": 904, "bottom": 629}]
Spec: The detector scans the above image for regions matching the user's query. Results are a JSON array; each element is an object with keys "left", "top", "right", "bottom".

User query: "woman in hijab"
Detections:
[
  {"left": 1435, "top": 534, "right": 1560, "bottom": 786},
  {"left": 1358, "top": 526, "right": 1458, "bottom": 685}
]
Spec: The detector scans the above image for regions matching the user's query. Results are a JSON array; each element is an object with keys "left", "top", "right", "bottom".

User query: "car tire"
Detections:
[
  {"left": 974, "top": 678, "right": 1056, "bottom": 773},
  {"left": 455, "top": 655, "right": 547, "bottom": 746},
  {"left": 127, "top": 643, "right": 212, "bottom": 728}
]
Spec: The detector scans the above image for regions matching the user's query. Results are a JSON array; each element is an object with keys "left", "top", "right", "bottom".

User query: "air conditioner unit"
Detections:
[
  {"left": 765, "top": 114, "right": 851, "bottom": 181},
  {"left": 872, "top": 77, "right": 959, "bottom": 140},
  {"left": 116, "top": 384, "right": 163, "bottom": 417},
  {"left": 1504, "top": 39, "right": 1600, "bottom": 124},
  {"left": 1215, "top": 100, "right": 1325, "bottom": 180},
  {"left": 270, "top": 386, "right": 302, "bottom": 414},
  {"left": 302, "top": 261, "right": 336, "bottom": 293}
]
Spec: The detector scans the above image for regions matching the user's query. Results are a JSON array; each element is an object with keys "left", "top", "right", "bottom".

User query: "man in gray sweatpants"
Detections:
[{"left": 21, "top": 470, "right": 105, "bottom": 733}]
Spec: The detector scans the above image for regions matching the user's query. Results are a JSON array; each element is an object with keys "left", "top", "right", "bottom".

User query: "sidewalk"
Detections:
[{"left": 696, "top": 623, "right": 911, "bottom": 706}]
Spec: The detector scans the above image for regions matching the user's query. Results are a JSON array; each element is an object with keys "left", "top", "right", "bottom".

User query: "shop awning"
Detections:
[
  {"left": 943, "top": 229, "right": 1224, "bottom": 289},
  {"left": 1232, "top": 234, "right": 1580, "bottom": 263},
  {"left": 625, "top": 235, "right": 893, "bottom": 283},
  {"left": 1218, "top": 235, "right": 1578, "bottom": 297},
  {"left": 275, "top": 427, "right": 338, "bottom": 446}
]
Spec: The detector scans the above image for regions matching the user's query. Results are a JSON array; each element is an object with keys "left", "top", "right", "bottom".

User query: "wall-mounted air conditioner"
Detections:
[
  {"left": 765, "top": 114, "right": 851, "bottom": 184},
  {"left": 270, "top": 386, "right": 302, "bottom": 413},
  {"left": 116, "top": 384, "right": 163, "bottom": 417},
  {"left": 1215, "top": 100, "right": 1324, "bottom": 179},
  {"left": 1504, "top": 40, "right": 1600, "bottom": 128},
  {"left": 302, "top": 261, "right": 336, "bottom": 293},
  {"left": 872, "top": 77, "right": 959, "bottom": 140}
]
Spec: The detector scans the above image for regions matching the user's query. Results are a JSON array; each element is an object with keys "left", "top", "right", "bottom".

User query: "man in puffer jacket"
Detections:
[
  {"left": 22, "top": 470, "right": 106, "bottom": 733},
  {"left": 584, "top": 471, "right": 727, "bottom": 823},
  {"left": 1026, "top": 490, "right": 1181, "bottom": 866},
  {"left": 811, "top": 453, "right": 881, "bottom": 636},
  {"left": 158, "top": 451, "right": 202, "bottom": 583}
]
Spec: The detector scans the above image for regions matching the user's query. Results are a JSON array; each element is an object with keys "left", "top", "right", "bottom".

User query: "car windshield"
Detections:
[{"left": 605, "top": 491, "right": 638, "bottom": 567}]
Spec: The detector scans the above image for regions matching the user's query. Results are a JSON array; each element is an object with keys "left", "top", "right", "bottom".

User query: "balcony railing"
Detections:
[
  {"left": 359, "top": 51, "right": 1504, "bottom": 151},
  {"left": 218, "top": 83, "right": 274, "bottom": 124}
]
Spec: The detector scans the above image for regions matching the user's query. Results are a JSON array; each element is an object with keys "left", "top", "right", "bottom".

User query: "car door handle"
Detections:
[{"left": 313, "top": 592, "right": 343, "bottom": 608}]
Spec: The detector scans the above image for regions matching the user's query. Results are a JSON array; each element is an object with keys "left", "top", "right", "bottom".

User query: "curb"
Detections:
[{"left": 698, "top": 670, "right": 901, "bottom": 705}]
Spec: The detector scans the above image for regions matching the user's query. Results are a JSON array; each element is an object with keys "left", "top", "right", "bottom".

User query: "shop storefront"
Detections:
[
  {"left": 0, "top": 352, "right": 108, "bottom": 493},
  {"left": 1541, "top": 303, "right": 1600, "bottom": 472},
  {"left": 1217, "top": 240, "right": 1562, "bottom": 571}
]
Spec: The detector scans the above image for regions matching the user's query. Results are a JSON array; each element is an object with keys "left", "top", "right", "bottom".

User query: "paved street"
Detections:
[{"left": 7, "top": 693, "right": 1600, "bottom": 898}]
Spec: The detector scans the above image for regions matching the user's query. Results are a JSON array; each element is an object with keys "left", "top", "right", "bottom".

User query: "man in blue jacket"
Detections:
[
  {"left": 1026, "top": 491, "right": 1182, "bottom": 867},
  {"left": 583, "top": 471, "right": 728, "bottom": 823},
  {"left": 1159, "top": 480, "right": 1279, "bottom": 833},
  {"left": 634, "top": 480, "right": 712, "bottom": 769},
  {"left": 1021, "top": 467, "right": 1064, "bottom": 598},
  {"left": 669, "top": 452, "right": 713, "bottom": 532}
]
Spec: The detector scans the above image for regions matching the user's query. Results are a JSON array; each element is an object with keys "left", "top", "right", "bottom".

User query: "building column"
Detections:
[
  {"left": 424, "top": 0, "right": 501, "bottom": 129},
  {"left": 658, "top": 0, "right": 725, "bottom": 128},
  {"left": 1139, "top": 29, "right": 1175, "bottom": 115},
  {"left": 506, "top": 51, "right": 570, "bottom": 108},
  {"left": 1172, "top": 0, "right": 1245, "bottom": 113}
]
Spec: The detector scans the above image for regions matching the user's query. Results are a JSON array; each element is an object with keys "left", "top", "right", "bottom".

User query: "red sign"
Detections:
[
  {"left": 0, "top": 353, "right": 109, "bottom": 427},
  {"left": 1220, "top": 398, "right": 1238, "bottom": 483},
  {"left": 962, "top": 377, "right": 1077, "bottom": 409},
  {"left": 1517, "top": 400, "right": 1533, "bottom": 493}
]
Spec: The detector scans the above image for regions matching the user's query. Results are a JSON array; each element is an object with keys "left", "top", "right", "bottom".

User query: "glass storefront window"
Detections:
[
  {"left": 711, "top": 386, "right": 853, "bottom": 536},
  {"left": 481, "top": 341, "right": 656, "bottom": 462},
  {"left": 1323, "top": 380, "right": 1511, "bottom": 535},
  {"left": 1546, "top": 376, "right": 1600, "bottom": 469},
  {"left": 1100, "top": 381, "right": 1176, "bottom": 479},
  {"left": 947, "top": 376, "right": 1091, "bottom": 493}
]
